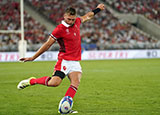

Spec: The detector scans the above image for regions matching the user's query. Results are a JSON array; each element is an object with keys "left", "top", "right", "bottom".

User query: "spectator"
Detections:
[
  {"left": 0, "top": 0, "right": 50, "bottom": 52},
  {"left": 103, "top": 0, "right": 160, "bottom": 25},
  {"left": 0, "top": 0, "right": 159, "bottom": 51}
]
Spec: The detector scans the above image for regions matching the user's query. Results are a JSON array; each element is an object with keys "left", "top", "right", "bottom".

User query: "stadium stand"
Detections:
[
  {"left": 103, "top": 0, "right": 160, "bottom": 25},
  {"left": 25, "top": 0, "right": 160, "bottom": 50},
  {"left": 0, "top": 0, "right": 50, "bottom": 51},
  {"left": 0, "top": 0, "right": 160, "bottom": 52}
]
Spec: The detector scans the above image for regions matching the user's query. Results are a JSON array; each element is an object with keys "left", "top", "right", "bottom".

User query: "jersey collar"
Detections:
[{"left": 62, "top": 20, "right": 70, "bottom": 27}]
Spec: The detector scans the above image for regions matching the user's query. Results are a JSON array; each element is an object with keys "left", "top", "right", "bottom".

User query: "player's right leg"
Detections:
[
  {"left": 48, "top": 70, "right": 65, "bottom": 87},
  {"left": 17, "top": 60, "right": 65, "bottom": 90},
  {"left": 17, "top": 71, "right": 65, "bottom": 90},
  {"left": 17, "top": 76, "right": 62, "bottom": 90},
  {"left": 17, "top": 77, "right": 36, "bottom": 89}
]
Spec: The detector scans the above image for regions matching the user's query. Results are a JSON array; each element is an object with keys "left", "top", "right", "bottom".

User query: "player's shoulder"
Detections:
[
  {"left": 76, "top": 17, "right": 81, "bottom": 21},
  {"left": 55, "top": 24, "right": 65, "bottom": 31},
  {"left": 76, "top": 17, "right": 82, "bottom": 24},
  {"left": 56, "top": 23, "right": 63, "bottom": 28}
]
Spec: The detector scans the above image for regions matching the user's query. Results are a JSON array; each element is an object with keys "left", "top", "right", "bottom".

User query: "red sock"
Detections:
[
  {"left": 65, "top": 85, "right": 78, "bottom": 98},
  {"left": 30, "top": 76, "right": 51, "bottom": 86}
]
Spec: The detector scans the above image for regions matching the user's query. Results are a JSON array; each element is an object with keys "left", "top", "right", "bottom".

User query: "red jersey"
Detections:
[{"left": 50, "top": 17, "right": 82, "bottom": 61}]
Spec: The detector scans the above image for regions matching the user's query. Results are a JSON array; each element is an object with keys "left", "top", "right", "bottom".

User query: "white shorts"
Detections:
[{"left": 54, "top": 59, "right": 82, "bottom": 76}]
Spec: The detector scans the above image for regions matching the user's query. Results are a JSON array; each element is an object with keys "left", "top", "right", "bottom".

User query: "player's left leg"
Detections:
[
  {"left": 58, "top": 72, "right": 81, "bottom": 114},
  {"left": 64, "top": 71, "right": 82, "bottom": 98}
]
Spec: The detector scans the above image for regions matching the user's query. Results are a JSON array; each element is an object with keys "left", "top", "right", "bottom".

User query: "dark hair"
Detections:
[{"left": 65, "top": 7, "right": 76, "bottom": 15}]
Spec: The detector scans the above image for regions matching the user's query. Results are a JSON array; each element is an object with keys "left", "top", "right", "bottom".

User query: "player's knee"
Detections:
[
  {"left": 52, "top": 82, "right": 60, "bottom": 87},
  {"left": 48, "top": 81, "right": 61, "bottom": 87},
  {"left": 76, "top": 79, "right": 80, "bottom": 86},
  {"left": 47, "top": 77, "right": 62, "bottom": 87},
  {"left": 71, "top": 79, "right": 80, "bottom": 87}
]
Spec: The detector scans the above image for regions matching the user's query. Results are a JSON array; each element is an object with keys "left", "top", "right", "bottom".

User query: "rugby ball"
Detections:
[{"left": 58, "top": 96, "right": 73, "bottom": 114}]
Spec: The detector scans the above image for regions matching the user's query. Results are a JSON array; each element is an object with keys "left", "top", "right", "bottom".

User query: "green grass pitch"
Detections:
[{"left": 0, "top": 59, "right": 160, "bottom": 115}]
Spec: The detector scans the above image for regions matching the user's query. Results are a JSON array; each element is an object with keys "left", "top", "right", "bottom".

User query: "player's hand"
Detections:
[
  {"left": 19, "top": 57, "right": 34, "bottom": 62},
  {"left": 97, "top": 3, "right": 105, "bottom": 10}
]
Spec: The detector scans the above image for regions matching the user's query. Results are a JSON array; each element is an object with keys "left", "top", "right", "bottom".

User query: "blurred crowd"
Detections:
[
  {"left": 0, "top": 0, "right": 160, "bottom": 52},
  {"left": 25, "top": 0, "right": 160, "bottom": 50},
  {"left": 103, "top": 0, "right": 160, "bottom": 25},
  {"left": 0, "top": 0, "right": 49, "bottom": 51}
]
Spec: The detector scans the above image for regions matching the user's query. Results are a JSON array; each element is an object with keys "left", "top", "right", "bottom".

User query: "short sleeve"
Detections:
[
  {"left": 76, "top": 17, "right": 82, "bottom": 25},
  {"left": 50, "top": 26, "right": 62, "bottom": 40}
]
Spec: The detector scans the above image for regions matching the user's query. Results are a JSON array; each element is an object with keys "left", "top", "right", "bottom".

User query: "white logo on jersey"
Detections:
[
  {"left": 75, "top": 25, "right": 79, "bottom": 30},
  {"left": 74, "top": 33, "right": 76, "bottom": 36},
  {"left": 66, "top": 29, "right": 70, "bottom": 34}
]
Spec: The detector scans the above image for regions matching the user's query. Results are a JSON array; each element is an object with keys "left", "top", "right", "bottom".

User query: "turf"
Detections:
[{"left": 0, "top": 59, "right": 160, "bottom": 115}]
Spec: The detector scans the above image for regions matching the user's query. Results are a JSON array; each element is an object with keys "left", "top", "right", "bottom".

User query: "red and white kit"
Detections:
[{"left": 50, "top": 17, "right": 82, "bottom": 74}]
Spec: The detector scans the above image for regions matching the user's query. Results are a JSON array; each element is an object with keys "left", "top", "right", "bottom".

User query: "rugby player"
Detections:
[{"left": 17, "top": 3, "right": 105, "bottom": 113}]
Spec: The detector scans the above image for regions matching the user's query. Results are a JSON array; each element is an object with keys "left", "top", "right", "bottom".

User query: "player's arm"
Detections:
[
  {"left": 19, "top": 36, "right": 56, "bottom": 62},
  {"left": 80, "top": 3, "right": 105, "bottom": 23}
]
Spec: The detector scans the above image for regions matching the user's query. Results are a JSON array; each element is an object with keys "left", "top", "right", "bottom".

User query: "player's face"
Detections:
[{"left": 64, "top": 13, "right": 76, "bottom": 26}]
